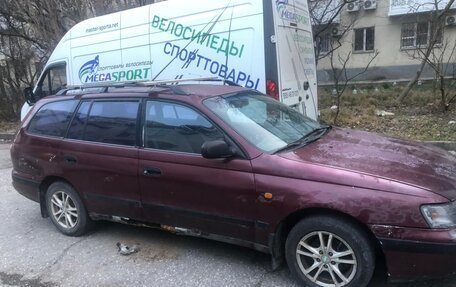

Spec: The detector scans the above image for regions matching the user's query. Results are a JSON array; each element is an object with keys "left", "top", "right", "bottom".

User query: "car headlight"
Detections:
[{"left": 421, "top": 201, "right": 456, "bottom": 229}]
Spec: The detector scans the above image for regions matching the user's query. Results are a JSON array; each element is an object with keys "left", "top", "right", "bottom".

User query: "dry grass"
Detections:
[
  {"left": 319, "top": 83, "right": 456, "bottom": 141},
  {"left": 0, "top": 121, "right": 19, "bottom": 134}
]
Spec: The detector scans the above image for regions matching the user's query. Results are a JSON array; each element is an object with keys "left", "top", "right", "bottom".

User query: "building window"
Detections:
[
  {"left": 354, "top": 27, "right": 375, "bottom": 52},
  {"left": 317, "top": 33, "right": 331, "bottom": 54},
  {"left": 401, "top": 22, "right": 442, "bottom": 48}
]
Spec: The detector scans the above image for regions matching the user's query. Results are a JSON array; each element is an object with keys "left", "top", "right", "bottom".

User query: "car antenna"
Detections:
[
  {"left": 152, "top": 2, "right": 231, "bottom": 81},
  {"left": 223, "top": 1, "right": 234, "bottom": 86}
]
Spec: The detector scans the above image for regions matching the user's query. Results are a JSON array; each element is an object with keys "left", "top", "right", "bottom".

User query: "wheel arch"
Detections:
[
  {"left": 271, "top": 207, "right": 386, "bottom": 276},
  {"left": 39, "top": 176, "right": 78, "bottom": 218}
]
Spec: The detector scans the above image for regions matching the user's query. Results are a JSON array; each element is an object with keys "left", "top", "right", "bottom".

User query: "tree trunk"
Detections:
[
  {"left": 439, "top": 75, "right": 447, "bottom": 112},
  {"left": 397, "top": 56, "right": 427, "bottom": 102}
]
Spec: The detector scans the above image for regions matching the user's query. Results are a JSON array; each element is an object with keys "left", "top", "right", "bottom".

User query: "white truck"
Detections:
[{"left": 22, "top": 0, "right": 318, "bottom": 120}]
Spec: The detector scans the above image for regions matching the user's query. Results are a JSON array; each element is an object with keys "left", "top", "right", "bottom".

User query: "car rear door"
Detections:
[
  {"left": 60, "top": 99, "right": 142, "bottom": 220},
  {"left": 138, "top": 100, "right": 260, "bottom": 242}
]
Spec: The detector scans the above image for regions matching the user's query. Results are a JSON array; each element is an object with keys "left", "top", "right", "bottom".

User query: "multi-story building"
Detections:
[{"left": 313, "top": 0, "right": 456, "bottom": 84}]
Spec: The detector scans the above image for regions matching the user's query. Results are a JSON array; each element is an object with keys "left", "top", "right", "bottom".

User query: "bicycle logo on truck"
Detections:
[
  {"left": 276, "top": 0, "right": 288, "bottom": 15},
  {"left": 275, "top": 0, "right": 309, "bottom": 25},
  {"left": 79, "top": 55, "right": 100, "bottom": 82},
  {"left": 78, "top": 55, "right": 152, "bottom": 84}
]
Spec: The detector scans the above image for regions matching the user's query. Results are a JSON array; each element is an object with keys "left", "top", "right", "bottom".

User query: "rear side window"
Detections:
[
  {"left": 68, "top": 100, "right": 140, "bottom": 146},
  {"left": 28, "top": 100, "right": 78, "bottom": 137}
]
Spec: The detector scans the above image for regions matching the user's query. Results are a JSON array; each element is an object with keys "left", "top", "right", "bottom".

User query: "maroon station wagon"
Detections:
[{"left": 11, "top": 83, "right": 456, "bottom": 287}]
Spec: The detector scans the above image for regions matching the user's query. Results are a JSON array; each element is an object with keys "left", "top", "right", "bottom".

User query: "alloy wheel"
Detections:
[
  {"left": 296, "top": 231, "right": 357, "bottom": 287},
  {"left": 50, "top": 191, "right": 79, "bottom": 229}
]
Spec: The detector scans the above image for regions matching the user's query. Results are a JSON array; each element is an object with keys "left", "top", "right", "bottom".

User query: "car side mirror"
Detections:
[
  {"left": 23, "top": 87, "right": 36, "bottom": 105},
  {"left": 201, "top": 140, "right": 235, "bottom": 159}
]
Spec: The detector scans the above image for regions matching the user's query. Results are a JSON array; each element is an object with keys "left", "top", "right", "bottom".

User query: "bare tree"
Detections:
[
  {"left": 310, "top": 0, "right": 380, "bottom": 123},
  {"left": 310, "top": 0, "right": 360, "bottom": 64},
  {"left": 425, "top": 39, "right": 456, "bottom": 111},
  {"left": 0, "top": 31, "right": 43, "bottom": 119},
  {"left": 398, "top": 0, "right": 456, "bottom": 102},
  {"left": 329, "top": 48, "right": 379, "bottom": 124}
]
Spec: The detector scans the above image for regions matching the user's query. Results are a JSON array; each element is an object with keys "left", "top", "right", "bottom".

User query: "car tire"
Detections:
[
  {"left": 285, "top": 215, "right": 375, "bottom": 287},
  {"left": 46, "top": 181, "right": 92, "bottom": 236}
]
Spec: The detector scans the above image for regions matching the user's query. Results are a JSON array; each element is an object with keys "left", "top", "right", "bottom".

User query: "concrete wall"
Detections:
[{"left": 316, "top": 0, "right": 456, "bottom": 84}]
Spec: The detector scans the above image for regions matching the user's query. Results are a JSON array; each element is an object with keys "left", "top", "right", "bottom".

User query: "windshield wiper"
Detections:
[
  {"left": 273, "top": 125, "right": 332, "bottom": 154},
  {"left": 273, "top": 141, "right": 305, "bottom": 154},
  {"left": 302, "top": 125, "right": 332, "bottom": 141}
]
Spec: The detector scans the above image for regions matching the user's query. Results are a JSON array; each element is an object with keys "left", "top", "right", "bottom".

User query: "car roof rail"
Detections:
[
  {"left": 57, "top": 82, "right": 140, "bottom": 95},
  {"left": 136, "top": 77, "right": 241, "bottom": 87},
  {"left": 136, "top": 76, "right": 218, "bottom": 86},
  {"left": 55, "top": 77, "right": 241, "bottom": 96}
]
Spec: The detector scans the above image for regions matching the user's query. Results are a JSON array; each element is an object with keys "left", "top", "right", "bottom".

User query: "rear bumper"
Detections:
[
  {"left": 12, "top": 174, "right": 40, "bottom": 203},
  {"left": 372, "top": 225, "right": 456, "bottom": 281}
]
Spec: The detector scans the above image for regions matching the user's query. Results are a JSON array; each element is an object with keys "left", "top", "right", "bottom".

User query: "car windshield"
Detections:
[{"left": 204, "top": 92, "right": 323, "bottom": 153}]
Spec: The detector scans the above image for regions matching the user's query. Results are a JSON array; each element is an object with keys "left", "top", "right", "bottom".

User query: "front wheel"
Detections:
[
  {"left": 285, "top": 215, "right": 375, "bottom": 287},
  {"left": 46, "top": 181, "right": 92, "bottom": 236}
]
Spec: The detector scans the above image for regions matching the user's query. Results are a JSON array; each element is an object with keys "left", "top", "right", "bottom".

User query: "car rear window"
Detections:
[{"left": 27, "top": 100, "right": 78, "bottom": 137}]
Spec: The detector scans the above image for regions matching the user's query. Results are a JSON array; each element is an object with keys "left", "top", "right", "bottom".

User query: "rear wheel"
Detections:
[
  {"left": 46, "top": 181, "right": 91, "bottom": 236},
  {"left": 285, "top": 215, "right": 375, "bottom": 287}
]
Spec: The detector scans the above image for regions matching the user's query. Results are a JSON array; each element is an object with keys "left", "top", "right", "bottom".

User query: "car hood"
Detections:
[{"left": 279, "top": 128, "right": 456, "bottom": 200}]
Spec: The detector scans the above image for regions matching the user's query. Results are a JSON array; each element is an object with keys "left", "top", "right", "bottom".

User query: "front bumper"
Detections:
[
  {"left": 372, "top": 225, "right": 456, "bottom": 281},
  {"left": 12, "top": 173, "right": 40, "bottom": 203},
  {"left": 380, "top": 238, "right": 456, "bottom": 281}
]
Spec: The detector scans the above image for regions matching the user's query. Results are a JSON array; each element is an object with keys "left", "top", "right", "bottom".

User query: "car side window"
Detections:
[
  {"left": 145, "top": 101, "right": 224, "bottom": 154},
  {"left": 28, "top": 100, "right": 78, "bottom": 137},
  {"left": 67, "top": 101, "right": 91, "bottom": 140},
  {"left": 68, "top": 100, "right": 140, "bottom": 146},
  {"left": 36, "top": 64, "right": 67, "bottom": 99}
]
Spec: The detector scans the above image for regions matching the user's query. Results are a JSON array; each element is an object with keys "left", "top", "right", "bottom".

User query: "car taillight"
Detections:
[{"left": 266, "top": 80, "right": 279, "bottom": 101}]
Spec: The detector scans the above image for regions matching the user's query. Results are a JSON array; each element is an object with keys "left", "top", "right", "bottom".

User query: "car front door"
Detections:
[{"left": 139, "top": 100, "right": 259, "bottom": 242}]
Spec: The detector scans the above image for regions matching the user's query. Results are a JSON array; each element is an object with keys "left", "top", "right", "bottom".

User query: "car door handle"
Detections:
[
  {"left": 64, "top": 155, "right": 77, "bottom": 164},
  {"left": 143, "top": 167, "right": 162, "bottom": 177}
]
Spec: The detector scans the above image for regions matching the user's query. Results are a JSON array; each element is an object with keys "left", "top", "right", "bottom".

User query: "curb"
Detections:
[
  {"left": 423, "top": 141, "right": 456, "bottom": 152},
  {"left": 0, "top": 133, "right": 14, "bottom": 142}
]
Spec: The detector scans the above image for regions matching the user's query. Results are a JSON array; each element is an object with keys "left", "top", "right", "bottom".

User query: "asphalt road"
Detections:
[{"left": 0, "top": 143, "right": 454, "bottom": 287}]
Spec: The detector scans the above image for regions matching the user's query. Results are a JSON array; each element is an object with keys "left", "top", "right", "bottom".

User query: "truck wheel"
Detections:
[
  {"left": 46, "top": 181, "right": 91, "bottom": 236},
  {"left": 285, "top": 215, "right": 375, "bottom": 287}
]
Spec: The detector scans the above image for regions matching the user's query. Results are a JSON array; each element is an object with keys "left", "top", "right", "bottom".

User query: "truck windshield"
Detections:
[{"left": 204, "top": 93, "right": 322, "bottom": 153}]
